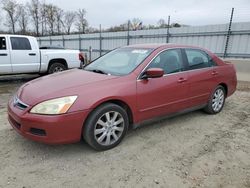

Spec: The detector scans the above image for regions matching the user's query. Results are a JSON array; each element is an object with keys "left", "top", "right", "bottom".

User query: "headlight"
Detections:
[{"left": 30, "top": 96, "right": 77, "bottom": 115}]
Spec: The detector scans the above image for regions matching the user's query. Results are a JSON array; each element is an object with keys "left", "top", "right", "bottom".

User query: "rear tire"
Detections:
[
  {"left": 48, "top": 63, "right": 67, "bottom": 74},
  {"left": 83, "top": 103, "right": 129, "bottom": 151},
  {"left": 204, "top": 85, "right": 226, "bottom": 114}
]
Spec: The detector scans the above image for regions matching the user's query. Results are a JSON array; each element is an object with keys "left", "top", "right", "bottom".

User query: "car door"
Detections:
[
  {"left": 136, "top": 49, "right": 189, "bottom": 122},
  {"left": 183, "top": 48, "right": 218, "bottom": 107},
  {"left": 10, "top": 36, "right": 40, "bottom": 73},
  {"left": 0, "top": 36, "right": 12, "bottom": 74}
]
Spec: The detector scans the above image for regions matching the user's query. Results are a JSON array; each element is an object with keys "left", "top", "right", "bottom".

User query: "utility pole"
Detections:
[
  {"left": 127, "top": 20, "right": 130, "bottom": 45},
  {"left": 99, "top": 24, "right": 102, "bottom": 57},
  {"left": 224, "top": 8, "right": 234, "bottom": 58},
  {"left": 166, "top": 15, "right": 171, "bottom": 43}
]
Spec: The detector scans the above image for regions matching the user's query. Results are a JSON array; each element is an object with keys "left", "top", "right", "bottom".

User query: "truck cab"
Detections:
[
  {"left": 0, "top": 34, "right": 83, "bottom": 75},
  {"left": 0, "top": 35, "right": 40, "bottom": 74}
]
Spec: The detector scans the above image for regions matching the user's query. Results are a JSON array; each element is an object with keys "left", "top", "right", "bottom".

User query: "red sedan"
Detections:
[{"left": 8, "top": 44, "right": 237, "bottom": 150}]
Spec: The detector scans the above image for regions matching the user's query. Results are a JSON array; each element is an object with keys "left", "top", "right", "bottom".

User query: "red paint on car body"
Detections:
[{"left": 8, "top": 44, "right": 237, "bottom": 144}]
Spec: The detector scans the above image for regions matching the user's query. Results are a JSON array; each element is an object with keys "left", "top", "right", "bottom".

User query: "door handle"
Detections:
[
  {"left": 178, "top": 78, "right": 187, "bottom": 83},
  {"left": 29, "top": 53, "right": 36, "bottom": 56},
  {"left": 0, "top": 53, "right": 8, "bottom": 56},
  {"left": 211, "top": 71, "right": 218, "bottom": 75}
]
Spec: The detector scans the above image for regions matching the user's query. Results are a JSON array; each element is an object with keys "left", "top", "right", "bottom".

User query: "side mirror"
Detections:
[{"left": 141, "top": 68, "right": 164, "bottom": 79}]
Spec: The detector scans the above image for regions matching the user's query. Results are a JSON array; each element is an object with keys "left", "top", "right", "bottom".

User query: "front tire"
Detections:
[
  {"left": 83, "top": 103, "right": 129, "bottom": 151},
  {"left": 204, "top": 85, "right": 226, "bottom": 114},
  {"left": 48, "top": 63, "right": 67, "bottom": 74}
]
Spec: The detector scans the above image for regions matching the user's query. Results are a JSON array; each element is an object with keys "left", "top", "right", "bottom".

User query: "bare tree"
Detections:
[
  {"left": 28, "top": 0, "right": 40, "bottom": 36},
  {"left": 106, "top": 22, "right": 128, "bottom": 32},
  {"left": 63, "top": 11, "right": 76, "bottom": 34},
  {"left": 2, "top": 0, "right": 19, "bottom": 33},
  {"left": 75, "top": 9, "right": 88, "bottom": 34},
  {"left": 171, "top": 23, "right": 181, "bottom": 27},
  {"left": 45, "top": 4, "right": 57, "bottom": 35},
  {"left": 40, "top": 0, "right": 47, "bottom": 36},
  {"left": 130, "top": 18, "right": 142, "bottom": 30},
  {"left": 0, "top": 7, "right": 3, "bottom": 32},
  {"left": 55, "top": 7, "right": 64, "bottom": 34},
  {"left": 157, "top": 19, "right": 167, "bottom": 28},
  {"left": 18, "top": 4, "right": 29, "bottom": 34},
  {"left": 85, "top": 26, "right": 99, "bottom": 33},
  {"left": 1, "top": 0, "right": 90, "bottom": 35}
]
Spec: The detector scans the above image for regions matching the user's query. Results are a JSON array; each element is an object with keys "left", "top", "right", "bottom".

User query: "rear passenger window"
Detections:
[
  {"left": 148, "top": 49, "right": 184, "bottom": 74},
  {"left": 185, "top": 49, "right": 211, "bottom": 70},
  {"left": 10, "top": 37, "right": 31, "bottom": 50},
  {"left": 0, "top": 37, "right": 6, "bottom": 50}
]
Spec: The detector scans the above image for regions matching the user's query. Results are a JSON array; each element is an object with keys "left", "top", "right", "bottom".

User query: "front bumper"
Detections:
[{"left": 8, "top": 99, "right": 90, "bottom": 144}]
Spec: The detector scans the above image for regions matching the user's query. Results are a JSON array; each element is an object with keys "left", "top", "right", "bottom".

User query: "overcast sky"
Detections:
[{"left": 1, "top": 0, "right": 250, "bottom": 29}]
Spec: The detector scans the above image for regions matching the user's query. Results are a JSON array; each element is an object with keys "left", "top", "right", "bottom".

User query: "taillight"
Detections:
[{"left": 79, "top": 52, "right": 84, "bottom": 62}]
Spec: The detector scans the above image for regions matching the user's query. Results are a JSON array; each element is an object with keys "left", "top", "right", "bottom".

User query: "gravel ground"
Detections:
[{"left": 0, "top": 76, "right": 250, "bottom": 188}]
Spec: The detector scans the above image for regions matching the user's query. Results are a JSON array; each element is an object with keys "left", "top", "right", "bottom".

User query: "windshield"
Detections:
[{"left": 84, "top": 48, "right": 153, "bottom": 76}]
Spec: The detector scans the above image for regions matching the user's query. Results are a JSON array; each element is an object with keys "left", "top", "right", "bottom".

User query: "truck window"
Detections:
[
  {"left": 0, "top": 37, "right": 6, "bottom": 50},
  {"left": 10, "top": 37, "right": 31, "bottom": 50}
]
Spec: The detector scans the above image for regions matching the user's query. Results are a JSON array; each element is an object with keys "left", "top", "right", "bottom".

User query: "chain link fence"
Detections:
[{"left": 38, "top": 22, "right": 250, "bottom": 61}]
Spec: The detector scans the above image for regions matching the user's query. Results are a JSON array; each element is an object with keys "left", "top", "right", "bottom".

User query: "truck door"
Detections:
[
  {"left": 0, "top": 36, "right": 12, "bottom": 74},
  {"left": 10, "top": 36, "right": 40, "bottom": 73}
]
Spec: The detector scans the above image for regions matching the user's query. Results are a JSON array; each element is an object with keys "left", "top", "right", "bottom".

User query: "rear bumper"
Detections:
[
  {"left": 8, "top": 99, "right": 90, "bottom": 145},
  {"left": 228, "top": 73, "right": 237, "bottom": 97}
]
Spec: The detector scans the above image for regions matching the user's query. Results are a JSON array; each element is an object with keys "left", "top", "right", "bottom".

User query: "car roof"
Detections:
[
  {"left": 0, "top": 34, "right": 29, "bottom": 37},
  {"left": 39, "top": 45, "right": 64, "bottom": 49},
  {"left": 125, "top": 43, "right": 205, "bottom": 50}
]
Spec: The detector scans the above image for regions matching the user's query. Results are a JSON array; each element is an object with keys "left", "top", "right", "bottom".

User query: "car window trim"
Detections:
[
  {"left": 137, "top": 66, "right": 214, "bottom": 82},
  {"left": 183, "top": 48, "right": 217, "bottom": 70},
  {"left": 137, "top": 47, "right": 185, "bottom": 80},
  {"left": 10, "top": 36, "right": 32, "bottom": 50},
  {"left": 0, "top": 36, "right": 7, "bottom": 50},
  {"left": 137, "top": 47, "right": 218, "bottom": 81}
]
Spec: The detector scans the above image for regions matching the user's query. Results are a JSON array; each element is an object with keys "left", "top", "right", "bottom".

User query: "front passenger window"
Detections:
[{"left": 148, "top": 49, "right": 184, "bottom": 74}]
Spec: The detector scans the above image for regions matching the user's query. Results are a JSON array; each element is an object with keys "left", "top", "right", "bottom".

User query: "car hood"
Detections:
[{"left": 17, "top": 69, "right": 118, "bottom": 105}]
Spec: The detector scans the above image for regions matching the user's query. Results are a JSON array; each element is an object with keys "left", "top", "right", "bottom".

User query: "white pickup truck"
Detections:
[{"left": 0, "top": 35, "right": 84, "bottom": 75}]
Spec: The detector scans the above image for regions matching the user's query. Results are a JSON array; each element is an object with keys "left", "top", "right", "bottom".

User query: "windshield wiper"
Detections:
[{"left": 88, "top": 69, "right": 109, "bottom": 75}]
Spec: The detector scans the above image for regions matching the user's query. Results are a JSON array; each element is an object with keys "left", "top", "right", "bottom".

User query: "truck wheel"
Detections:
[{"left": 48, "top": 63, "right": 67, "bottom": 74}]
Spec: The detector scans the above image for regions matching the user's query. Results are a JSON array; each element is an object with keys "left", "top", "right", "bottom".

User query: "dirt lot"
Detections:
[{"left": 0, "top": 75, "right": 250, "bottom": 188}]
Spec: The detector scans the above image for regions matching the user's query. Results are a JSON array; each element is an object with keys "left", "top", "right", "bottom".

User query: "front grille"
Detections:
[
  {"left": 9, "top": 115, "right": 21, "bottom": 130},
  {"left": 13, "top": 96, "right": 29, "bottom": 110},
  {"left": 16, "top": 102, "right": 28, "bottom": 110}
]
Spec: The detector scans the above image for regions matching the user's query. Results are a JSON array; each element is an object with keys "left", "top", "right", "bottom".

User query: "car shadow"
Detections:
[
  {"left": 0, "top": 74, "right": 40, "bottom": 95},
  {"left": 0, "top": 74, "right": 39, "bottom": 83},
  {"left": 10, "top": 110, "right": 206, "bottom": 158}
]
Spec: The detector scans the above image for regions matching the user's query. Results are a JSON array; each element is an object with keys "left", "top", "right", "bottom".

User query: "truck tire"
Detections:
[{"left": 48, "top": 63, "right": 67, "bottom": 74}]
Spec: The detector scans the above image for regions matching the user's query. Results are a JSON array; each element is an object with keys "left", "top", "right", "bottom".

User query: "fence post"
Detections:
[
  {"left": 224, "top": 8, "right": 234, "bottom": 58},
  {"left": 79, "top": 34, "right": 82, "bottom": 51},
  {"left": 99, "top": 24, "right": 102, "bottom": 57},
  {"left": 38, "top": 38, "right": 41, "bottom": 46},
  {"left": 49, "top": 36, "right": 52, "bottom": 45},
  {"left": 166, "top": 15, "right": 171, "bottom": 43},
  {"left": 89, "top": 46, "right": 92, "bottom": 62},
  {"left": 62, "top": 35, "right": 65, "bottom": 47},
  {"left": 127, "top": 20, "right": 130, "bottom": 45}
]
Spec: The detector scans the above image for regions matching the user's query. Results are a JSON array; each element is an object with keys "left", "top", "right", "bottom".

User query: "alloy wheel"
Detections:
[
  {"left": 53, "top": 67, "right": 64, "bottom": 73},
  {"left": 94, "top": 111, "right": 125, "bottom": 146},
  {"left": 212, "top": 88, "right": 224, "bottom": 112}
]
